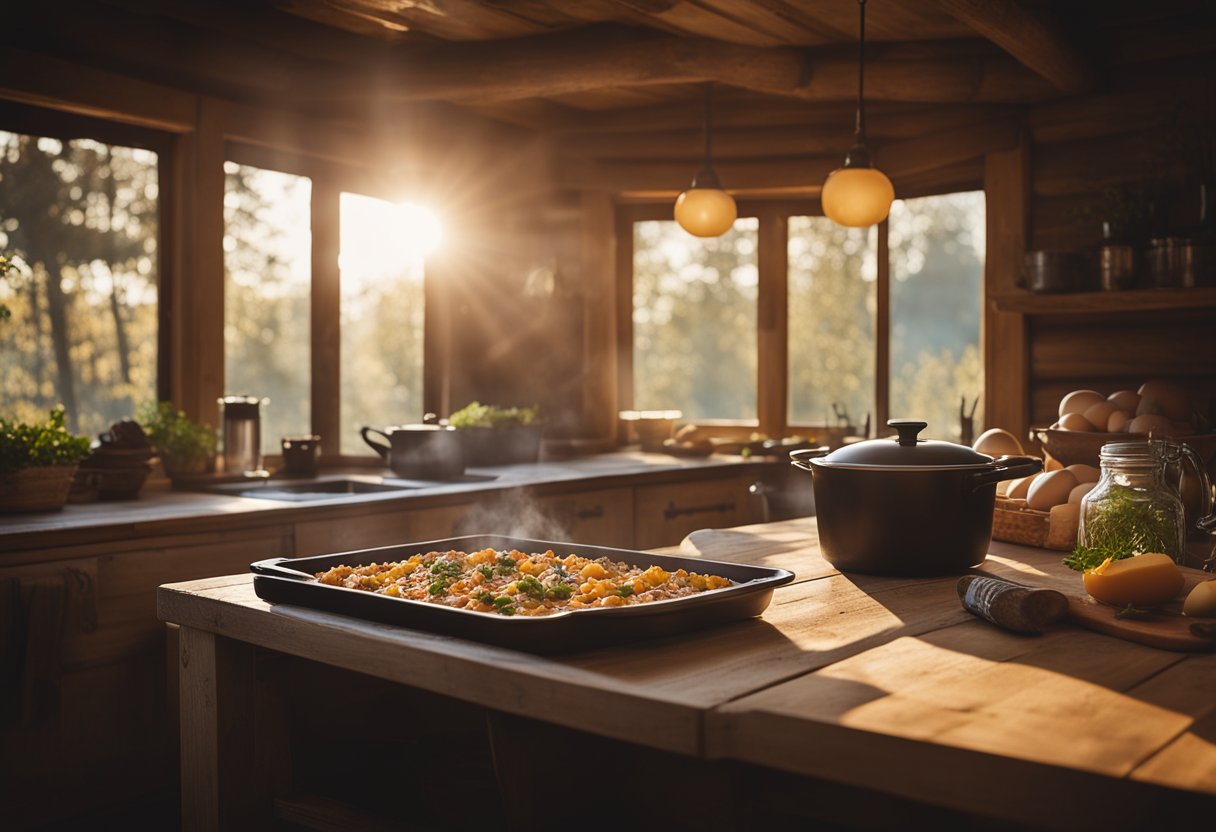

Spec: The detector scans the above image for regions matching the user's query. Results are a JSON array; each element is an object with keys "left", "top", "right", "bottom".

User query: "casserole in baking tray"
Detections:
[{"left": 250, "top": 534, "right": 794, "bottom": 653}]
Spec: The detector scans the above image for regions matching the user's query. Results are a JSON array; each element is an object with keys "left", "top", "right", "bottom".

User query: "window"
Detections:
[
  {"left": 338, "top": 194, "right": 436, "bottom": 454},
  {"left": 624, "top": 191, "right": 985, "bottom": 441},
  {"left": 631, "top": 218, "right": 758, "bottom": 420},
  {"left": 222, "top": 151, "right": 442, "bottom": 459},
  {"left": 788, "top": 219, "right": 876, "bottom": 432},
  {"left": 888, "top": 192, "right": 985, "bottom": 440},
  {"left": 223, "top": 162, "right": 312, "bottom": 455},
  {"left": 0, "top": 127, "right": 160, "bottom": 437}
]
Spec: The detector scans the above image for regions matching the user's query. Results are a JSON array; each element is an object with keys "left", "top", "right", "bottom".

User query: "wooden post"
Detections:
[
  {"left": 757, "top": 208, "right": 788, "bottom": 438},
  {"left": 310, "top": 178, "right": 342, "bottom": 457},
  {"left": 983, "top": 136, "right": 1031, "bottom": 440},
  {"left": 581, "top": 191, "right": 617, "bottom": 441},
  {"left": 178, "top": 627, "right": 267, "bottom": 831}
]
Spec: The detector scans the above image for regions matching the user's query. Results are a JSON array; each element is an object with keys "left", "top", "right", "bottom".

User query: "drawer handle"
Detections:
[
  {"left": 574, "top": 505, "right": 605, "bottom": 520},
  {"left": 663, "top": 500, "right": 736, "bottom": 520}
]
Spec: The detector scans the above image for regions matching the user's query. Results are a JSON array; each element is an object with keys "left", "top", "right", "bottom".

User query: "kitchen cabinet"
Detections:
[
  {"left": 293, "top": 503, "right": 481, "bottom": 556},
  {"left": 633, "top": 473, "right": 767, "bottom": 550}
]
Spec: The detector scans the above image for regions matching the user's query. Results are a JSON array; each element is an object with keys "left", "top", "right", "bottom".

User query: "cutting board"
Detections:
[{"left": 979, "top": 562, "right": 1216, "bottom": 652}]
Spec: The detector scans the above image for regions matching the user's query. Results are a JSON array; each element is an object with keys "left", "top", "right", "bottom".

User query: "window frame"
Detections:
[{"left": 615, "top": 193, "right": 1001, "bottom": 443}]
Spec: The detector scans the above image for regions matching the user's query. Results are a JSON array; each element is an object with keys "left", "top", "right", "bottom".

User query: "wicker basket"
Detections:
[
  {"left": 992, "top": 497, "right": 1050, "bottom": 548},
  {"left": 0, "top": 464, "right": 80, "bottom": 513}
]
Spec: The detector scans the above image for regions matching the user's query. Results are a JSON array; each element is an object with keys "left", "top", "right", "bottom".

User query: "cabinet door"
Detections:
[
  {"left": 532, "top": 487, "right": 635, "bottom": 548},
  {"left": 633, "top": 475, "right": 765, "bottom": 550}
]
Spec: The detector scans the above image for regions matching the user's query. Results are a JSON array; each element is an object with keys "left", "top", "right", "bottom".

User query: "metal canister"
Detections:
[{"left": 219, "top": 396, "right": 267, "bottom": 474}]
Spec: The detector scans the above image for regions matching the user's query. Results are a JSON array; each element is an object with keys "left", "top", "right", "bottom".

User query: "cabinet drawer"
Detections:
[
  {"left": 533, "top": 487, "right": 635, "bottom": 548},
  {"left": 633, "top": 475, "right": 763, "bottom": 550}
]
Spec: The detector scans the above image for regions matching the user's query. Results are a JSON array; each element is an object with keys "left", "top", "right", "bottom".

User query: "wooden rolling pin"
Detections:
[{"left": 957, "top": 574, "right": 1068, "bottom": 635}]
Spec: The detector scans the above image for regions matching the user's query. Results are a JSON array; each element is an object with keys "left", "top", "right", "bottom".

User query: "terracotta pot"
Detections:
[
  {"left": 0, "top": 464, "right": 80, "bottom": 513},
  {"left": 790, "top": 420, "right": 1042, "bottom": 576}
]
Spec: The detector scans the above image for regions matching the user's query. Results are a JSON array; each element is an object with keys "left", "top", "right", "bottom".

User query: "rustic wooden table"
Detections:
[{"left": 158, "top": 518, "right": 1216, "bottom": 831}]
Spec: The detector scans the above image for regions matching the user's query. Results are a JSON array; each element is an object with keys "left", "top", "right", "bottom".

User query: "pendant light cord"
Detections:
[
  {"left": 855, "top": 0, "right": 867, "bottom": 140},
  {"left": 703, "top": 82, "right": 714, "bottom": 167}
]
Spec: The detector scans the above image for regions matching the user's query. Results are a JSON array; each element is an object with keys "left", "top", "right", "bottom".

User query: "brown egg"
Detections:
[
  {"left": 1044, "top": 454, "right": 1063, "bottom": 471},
  {"left": 1107, "top": 390, "right": 1141, "bottom": 412},
  {"left": 1068, "top": 482, "right": 1096, "bottom": 504},
  {"left": 972, "top": 428, "right": 1024, "bottom": 457},
  {"left": 1082, "top": 401, "right": 1118, "bottom": 431},
  {"left": 1059, "top": 389, "right": 1105, "bottom": 419},
  {"left": 1065, "top": 464, "right": 1100, "bottom": 483},
  {"left": 1107, "top": 410, "right": 1132, "bottom": 432},
  {"left": 1027, "top": 469, "right": 1079, "bottom": 510},
  {"left": 1136, "top": 379, "right": 1193, "bottom": 421},
  {"left": 1058, "top": 412, "right": 1093, "bottom": 431},
  {"left": 1006, "top": 472, "right": 1040, "bottom": 500},
  {"left": 1128, "top": 413, "right": 1178, "bottom": 436}
]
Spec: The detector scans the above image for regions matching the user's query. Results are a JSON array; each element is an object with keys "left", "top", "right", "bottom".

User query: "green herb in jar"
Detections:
[{"left": 1066, "top": 488, "right": 1181, "bottom": 572}]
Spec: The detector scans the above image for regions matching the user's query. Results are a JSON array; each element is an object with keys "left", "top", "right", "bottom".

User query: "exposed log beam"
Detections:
[
  {"left": 554, "top": 105, "right": 1017, "bottom": 162},
  {"left": 558, "top": 114, "right": 1012, "bottom": 194},
  {"left": 302, "top": 29, "right": 1057, "bottom": 104},
  {"left": 936, "top": 0, "right": 1094, "bottom": 94}
]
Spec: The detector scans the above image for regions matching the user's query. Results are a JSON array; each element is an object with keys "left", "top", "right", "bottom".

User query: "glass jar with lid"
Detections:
[{"left": 1078, "top": 440, "right": 1211, "bottom": 565}]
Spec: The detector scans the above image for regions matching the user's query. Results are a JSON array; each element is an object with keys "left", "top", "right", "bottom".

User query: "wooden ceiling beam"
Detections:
[
  {"left": 554, "top": 105, "right": 1017, "bottom": 162},
  {"left": 936, "top": 0, "right": 1095, "bottom": 94},
  {"left": 301, "top": 28, "right": 1056, "bottom": 104}
]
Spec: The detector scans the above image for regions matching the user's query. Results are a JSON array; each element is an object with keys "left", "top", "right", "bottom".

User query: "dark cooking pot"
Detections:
[
  {"left": 790, "top": 420, "right": 1042, "bottom": 576},
  {"left": 361, "top": 421, "right": 465, "bottom": 480}
]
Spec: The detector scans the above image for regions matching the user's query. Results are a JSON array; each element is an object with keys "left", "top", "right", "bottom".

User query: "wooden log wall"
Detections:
[{"left": 1023, "top": 54, "right": 1216, "bottom": 429}]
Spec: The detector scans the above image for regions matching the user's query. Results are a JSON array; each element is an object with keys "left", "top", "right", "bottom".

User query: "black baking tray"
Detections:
[{"left": 250, "top": 535, "right": 794, "bottom": 654}]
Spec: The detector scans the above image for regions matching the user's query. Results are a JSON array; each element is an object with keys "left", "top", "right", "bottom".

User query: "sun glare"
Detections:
[{"left": 339, "top": 193, "right": 443, "bottom": 280}]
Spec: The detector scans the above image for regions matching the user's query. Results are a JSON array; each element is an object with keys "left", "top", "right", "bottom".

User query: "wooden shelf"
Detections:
[{"left": 990, "top": 287, "right": 1216, "bottom": 315}]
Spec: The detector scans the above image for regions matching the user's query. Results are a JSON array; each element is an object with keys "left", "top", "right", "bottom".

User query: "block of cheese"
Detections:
[{"left": 1082, "top": 553, "right": 1185, "bottom": 607}]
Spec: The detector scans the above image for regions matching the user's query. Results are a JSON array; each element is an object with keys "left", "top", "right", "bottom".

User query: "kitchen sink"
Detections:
[{"left": 206, "top": 479, "right": 421, "bottom": 502}]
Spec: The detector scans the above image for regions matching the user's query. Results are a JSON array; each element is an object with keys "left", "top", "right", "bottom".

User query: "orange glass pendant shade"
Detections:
[{"left": 822, "top": 165, "right": 895, "bottom": 227}]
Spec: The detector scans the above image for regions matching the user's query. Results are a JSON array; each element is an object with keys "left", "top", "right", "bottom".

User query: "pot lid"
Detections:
[
  {"left": 814, "top": 420, "right": 993, "bottom": 470},
  {"left": 387, "top": 423, "right": 454, "bottom": 432}
]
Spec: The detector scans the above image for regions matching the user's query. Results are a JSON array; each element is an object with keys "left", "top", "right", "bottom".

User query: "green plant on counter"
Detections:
[
  {"left": 137, "top": 401, "right": 217, "bottom": 473},
  {"left": 448, "top": 401, "right": 540, "bottom": 429},
  {"left": 0, "top": 408, "right": 91, "bottom": 472}
]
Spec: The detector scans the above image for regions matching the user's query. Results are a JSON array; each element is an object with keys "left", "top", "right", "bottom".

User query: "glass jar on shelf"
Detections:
[{"left": 1078, "top": 439, "right": 1213, "bottom": 566}]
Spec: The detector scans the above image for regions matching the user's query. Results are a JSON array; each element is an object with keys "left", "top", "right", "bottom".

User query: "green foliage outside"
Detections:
[
  {"left": 632, "top": 218, "right": 758, "bottom": 420},
  {"left": 136, "top": 401, "right": 217, "bottom": 468},
  {"left": 0, "top": 132, "right": 160, "bottom": 437},
  {"left": 448, "top": 401, "right": 540, "bottom": 428},
  {"left": 223, "top": 163, "right": 312, "bottom": 456},
  {"left": 0, "top": 407, "right": 91, "bottom": 472}
]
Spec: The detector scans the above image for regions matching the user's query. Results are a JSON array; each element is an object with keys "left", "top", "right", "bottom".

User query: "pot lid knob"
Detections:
[{"left": 889, "top": 419, "right": 927, "bottom": 446}]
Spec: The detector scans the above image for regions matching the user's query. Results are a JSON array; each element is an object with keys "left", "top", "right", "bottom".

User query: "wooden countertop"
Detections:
[
  {"left": 0, "top": 450, "right": 774, "bottom": 551},
  {"left": 158, "top": 518, "right": 1216, "bottom": 829}
]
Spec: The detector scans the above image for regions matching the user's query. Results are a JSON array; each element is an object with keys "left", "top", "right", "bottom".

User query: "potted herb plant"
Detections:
[
  {"left": 447, "top": 401, "right": 542, "bottom": 466},
  {"left": 137, "top": 401, "right": 218, "bottom": 482},
  {"left": 0, "top": 408, "right": 92, "bottom": 512}
]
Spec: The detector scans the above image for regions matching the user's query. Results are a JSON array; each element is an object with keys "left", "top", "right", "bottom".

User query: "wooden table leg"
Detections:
[{"left": 178, "top": 626, "right": 269, "bottom": 832}]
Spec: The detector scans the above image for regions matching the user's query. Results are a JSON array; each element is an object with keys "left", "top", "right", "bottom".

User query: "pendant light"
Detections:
[
  {"left": 821, "top": 0, "right": 894, "bottom": 228},
  {"left": 674, "top": 84, "right": 737, "bottom": 237}
]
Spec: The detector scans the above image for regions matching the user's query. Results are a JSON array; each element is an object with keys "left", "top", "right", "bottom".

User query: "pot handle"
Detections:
[
  {"left": 360, "top": 426, "right": 392, "bottom": 461},
  {"left": 250, "top": 558, "right": 315, "bottom": 581},
  {"left": 968, "top": 455, "right": 1043, "bottom": 491},
  {"left": 789, "top": 446, "right": 831, "bottom": 473}
]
